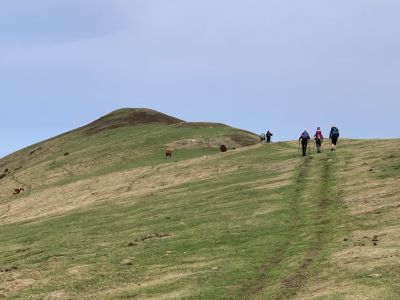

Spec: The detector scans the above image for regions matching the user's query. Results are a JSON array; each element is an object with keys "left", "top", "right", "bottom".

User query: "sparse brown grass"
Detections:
[{"left": 293, "top": 139, "right": 400, "bottom": 299}]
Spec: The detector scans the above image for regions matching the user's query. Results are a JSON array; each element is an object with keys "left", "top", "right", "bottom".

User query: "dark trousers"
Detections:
[
  {"left": 266, "top": 136, "right": 271, "bottom": 143},
  {"left": 301, "top": 140, "right": 308, "bottom": 156},
  {"left": 315, "top": 139, "right": 322, "bottom": 152}
]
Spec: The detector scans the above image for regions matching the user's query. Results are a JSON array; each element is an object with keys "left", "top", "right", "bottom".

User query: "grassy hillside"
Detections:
[{"left": 0, "top": 110, "right": 399, "bottom": 299}]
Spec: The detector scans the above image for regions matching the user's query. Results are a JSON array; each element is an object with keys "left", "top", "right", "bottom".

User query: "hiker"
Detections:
[
  {"left": 329, "top": 126, "right": 340, "bottom": 151},
  {"left": 266, "top": 131, "right": 273, "bottom": 143},
  {"left": 299, "top": 129, "right": 310, "bottom": 156},
  {"left": 260, "top": 133, "right": 266, "bottom": 143},
  {"left": 314, "top": 127, "right": 324, "bottom": 153}
]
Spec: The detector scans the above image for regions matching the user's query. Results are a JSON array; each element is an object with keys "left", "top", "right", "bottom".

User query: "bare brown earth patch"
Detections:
[
  {"left": 173, "top": 122, "right": 227, "bottom": 129},
  {"left": 166, "top": 134, "right": 257, "bottom": 150},
  {"left": 167, "top": 137, "right": 236, "bottom": 150},
  {"left": 229, "top": 133, "right": 259, "bottom": 146},
  {"left": 82, "top": 108, "right": 184, "bottom": 135}
]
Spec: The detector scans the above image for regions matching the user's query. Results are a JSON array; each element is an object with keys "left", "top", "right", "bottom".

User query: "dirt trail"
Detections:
[
  {"left": 280, "top": 157, "right": 334, "bottom": 295},
  {"left": 239, "top": 158, "right": 311, "bottom": 298},
  {"left": 240, "top": 154, "right": 338, "bottom": 299}
]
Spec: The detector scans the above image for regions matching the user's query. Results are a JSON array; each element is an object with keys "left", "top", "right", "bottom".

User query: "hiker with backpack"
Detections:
[
  {"left": 299, "top": 129, "right": 311, "bottom": 156},
  {"left": 314, "top": 127, "right": 324, "bottom": 153},
  {"left": 329, "top": 126, "right": 340, "bottom": 151},
  {"left": 266, "top": 131, "right": 273, "bottom": 143}
]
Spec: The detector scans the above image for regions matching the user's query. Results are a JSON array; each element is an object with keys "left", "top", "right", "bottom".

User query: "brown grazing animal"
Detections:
[
  {"left": 13, "top": 187, "right": 24, "bottom": 198},
  {"left": 220, "top": 144, "right": 228, "bottom": 152},
  {"left": 166, "top": 149, "right": 173, "bottom": 158}
]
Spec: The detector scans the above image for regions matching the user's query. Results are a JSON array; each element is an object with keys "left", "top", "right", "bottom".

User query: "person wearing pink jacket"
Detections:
[{"left": 314, "top": 127, "right": 324, "bottom": 153}]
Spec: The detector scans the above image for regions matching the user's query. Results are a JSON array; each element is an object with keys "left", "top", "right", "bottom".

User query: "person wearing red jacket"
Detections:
[{"left": 314, "top": 127, "right": 324, "bottom": 153}]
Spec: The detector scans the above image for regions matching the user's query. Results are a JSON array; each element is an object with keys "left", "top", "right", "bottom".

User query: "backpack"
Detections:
[
  {"left": 315, "top": 131, "right": 322, "bottom": 140},
  {"left": 331, "top": 127, "right": 339, "bottom": 138},
  {"left": 301, "top": 131, "right": 310, "bottom": 140}
]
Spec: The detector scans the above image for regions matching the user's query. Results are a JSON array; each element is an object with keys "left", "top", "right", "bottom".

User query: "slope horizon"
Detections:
[{"left": 1, "top": 107, "right": 397, "bottom": 159}]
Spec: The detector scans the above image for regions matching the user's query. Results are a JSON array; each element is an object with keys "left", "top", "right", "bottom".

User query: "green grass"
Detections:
[
  {"left": 0, "top": 120, "right": 399, "bottom": 299},
  {"left": 0, "top": 143, "right": 338, "bottom": 298}
]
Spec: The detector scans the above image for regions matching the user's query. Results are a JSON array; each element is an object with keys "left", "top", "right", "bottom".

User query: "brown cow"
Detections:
[
  {"left": 220, "top": 144, "right": 228, "bottom": 152},
  {"left": 13, "top": 187, "right": 24, "bottom": 198},
  {"left": 260, "top": 134, "right": 266, "bottom": 143},
  {"left": 166, "top": 149, "right": 173, "bottom": 158}
]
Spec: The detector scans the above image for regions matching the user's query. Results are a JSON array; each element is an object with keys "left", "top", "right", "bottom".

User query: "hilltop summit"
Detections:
[{"left": 81, "top": 108, "right": 184, "bottom": 135}]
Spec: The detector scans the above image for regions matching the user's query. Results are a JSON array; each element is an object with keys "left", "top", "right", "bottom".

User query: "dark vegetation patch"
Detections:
[
  {"left": 130, "top": 233, "right": 170, "bottom": 245},
  {"left": 29, "top": 147, "right": 42, "bottom": 156},
  {"left": 82, "top": 108, "right": 184, "bottom": 135},
  {"left": 0, "top": 168, "right": 9, "bottom": 179},
  {"left": 174, "top": 122, "right": 228, "bottom": 129},
  {"left": 0, "top": 266, "right": 18, "bottom": 273},
  {"left": 15, "top": 248, "right": 30, "bottom": 253},
  {"left": 343, "top": 234, "right": 383, "bottom": 247}
]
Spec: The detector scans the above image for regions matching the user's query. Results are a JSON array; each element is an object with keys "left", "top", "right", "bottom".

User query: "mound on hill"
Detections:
[
  {"left": 0, "top": 111, "right": 399, "bottom": 299},
  {"left": 81, "top": 108, "right": 184, "bottom": 135},
  {"left": 0, "top": 108, "right": 258, "bottom": 224}
]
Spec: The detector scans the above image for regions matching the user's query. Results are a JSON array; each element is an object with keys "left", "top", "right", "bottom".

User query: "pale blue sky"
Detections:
[{"left": 1, "top": 0, "right": 399, "bottom": 157}]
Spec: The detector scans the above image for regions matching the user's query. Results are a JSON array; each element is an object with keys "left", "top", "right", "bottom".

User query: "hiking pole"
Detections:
[{"left": 298, "top": 141, "right": 300, "bottom": 156}]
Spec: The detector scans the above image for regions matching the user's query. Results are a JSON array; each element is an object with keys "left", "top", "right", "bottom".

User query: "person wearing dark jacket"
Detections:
[
  {"left": 299, "top": 129, "right": 311, "bottom": 156},
  {"left": 329, "top": 126, "right": 340, "bottom": 151},
  {"left": 266, "top": 131, "right": 273, "bottom": 143},
  {"left": 314, "top": 127, "right": 324, "bottom": 153}
]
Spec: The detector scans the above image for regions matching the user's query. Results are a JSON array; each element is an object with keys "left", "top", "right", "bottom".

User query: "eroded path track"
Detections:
[{"left": 239, "top": 154, "right": 340, "bottom": 299}]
